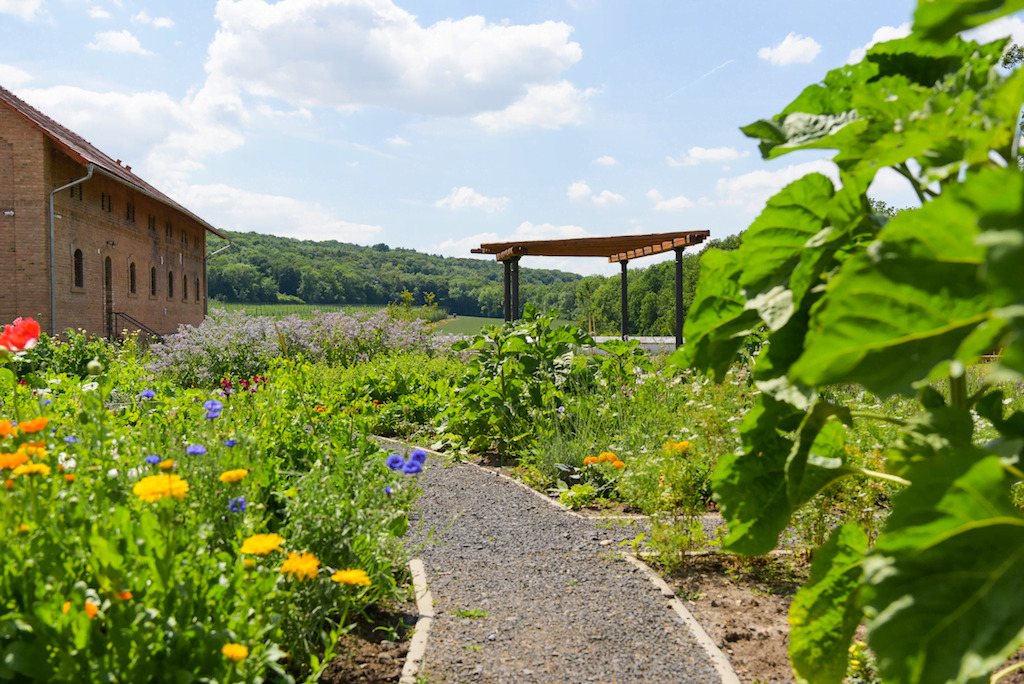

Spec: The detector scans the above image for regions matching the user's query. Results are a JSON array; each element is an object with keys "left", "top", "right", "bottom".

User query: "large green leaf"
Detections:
[
  {"left": 789, "top": 524, "right": 868, "bottom": 684},
  {"left": 914, "top": 0, "right": 1024, "bottom": 41},
  {"left": 790, "top": 179, "right": 995, "bottom": 396},
  {"left": 673, "top": 249, "right": 760, "bottom": 382},
  {"left": 863, "top": 446, "right": 1024, "bottom": 683}
]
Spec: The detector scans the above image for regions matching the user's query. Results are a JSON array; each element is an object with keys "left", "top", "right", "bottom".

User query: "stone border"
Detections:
[
  {"left": 399, "top": 558, "right": 435, "bottom": 684},
  {"left": 621, "top": 553, "right": 741, "bottom": 684}
]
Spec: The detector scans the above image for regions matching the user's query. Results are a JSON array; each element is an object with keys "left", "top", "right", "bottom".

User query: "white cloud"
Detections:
[
  {"left": 207, "top": 0, "right": 588, "bottom": 130},
  {"left": 716, "top": 159, "right": 838, "bottom": 212},
  {"left": 962, "top": 15, "right": 1024, "bottom": 46},
  {"left": 132, "top": 11, "right": 175, "bottom": 28},
  {"left": 0, "top": 63, "right": 32, "bottom": 87},
  {"left": 180, "top": 183, "right": 382, "bottom": 243},
  {"left": 568, "top": 180, "right": 623, "bottom": 206},
  {"left": 87, "top": 30, "right": 151, "bottom": 55},
  {"left": 667, "top": 146, "right": 748, "bottom": 167},
  {"left": 847, "top": 23, "right": 911, "bottom": 64},
  {"left": 757, "top": 32, "right": 821, "bottom": 66},
  {"left": 0, "top": 0, "right": 43, "bottom": 20},
  {"left": 88, "top": 6, "right": 111, "bottom": 19},
  {"left": 593, "top": 155, "right": 618, "bottom": 166},
  {"left": 387, "top": 135, "right": 410, "bottom": 146},
  {"left": 435, "top": 186, "right": 509, "bottom": 212},
  {"left": 647, "top": 189, "right": 694, "bottom": 211}
]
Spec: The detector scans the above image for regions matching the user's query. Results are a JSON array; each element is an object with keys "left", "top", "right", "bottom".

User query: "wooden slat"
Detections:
[{"left": 482, "top": 229, "right": 713, "bottom": 263}]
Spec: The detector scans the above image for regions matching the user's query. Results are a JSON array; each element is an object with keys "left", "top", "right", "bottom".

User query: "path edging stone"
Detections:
[{"left": 399, "top": 558, "right": 434, "bottom": 684}]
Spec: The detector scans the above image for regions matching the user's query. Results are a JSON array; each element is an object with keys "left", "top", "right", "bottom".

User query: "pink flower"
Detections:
[{"left": 0, "top": 318, "right": 40, "bottom": 352}]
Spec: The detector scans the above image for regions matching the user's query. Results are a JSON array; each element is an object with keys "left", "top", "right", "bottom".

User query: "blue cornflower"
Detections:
[
  {"left": 40, "top": 399, "right": 52, "bottom": 406},
  {"left": 203, "top": 399, "right": 223, "bottom": 412},
  {"left": 409, "top": 449, "right": 427, "bottom": 465},
  {"left": 228, "top": 496, "right": 247, "bottom": 514},
  {"left": 385, "top": 453, "right": 405, "bottom": 471},
  {"left": 205, "top": 410, "right": 221, "bottom": 420},
  {"left": 140, "top": 389, "right": 156, "bottom": 399},
  {"left": 64, "top": 435, "right": 79, "bottom": 444},
  {"left": 384, "top": 487, "right": 393, "bottom": 498},
  {"left": 224, "top": 439, "right": 238, "bottom": 447},
  {"left": 402, "top": 460, "right": 422, "bottom": 475},
  {"left": 186, "top": 444, "right": 207, "bottom": 456},
  {"left": 145, "top": 455, "right": 161, "bottom": 465}
]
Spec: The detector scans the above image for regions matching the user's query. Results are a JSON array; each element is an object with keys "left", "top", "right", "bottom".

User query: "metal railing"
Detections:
[{"left": 110, "top": 311, "right": 163, "bottom": 343}]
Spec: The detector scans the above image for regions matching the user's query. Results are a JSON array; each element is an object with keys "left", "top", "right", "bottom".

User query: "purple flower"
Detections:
[
  {"left": 140, "top": 389, "right": 156, "bottom": 399},
  {"left": 64, "top": 435, "right": 79, "bottom": 444},
  {"left": 205, "top": 411, "right": 221, "bottom": 420},
  {"left": 385, "top": 453, "right": 405, "bottom": 471},
  {"left": 224, "top": 439, "right": 238, "bottom": 447},
  {"left": 203, "top": 399, "right": 223, "bottom": 413},
  {"left": 384, "top": 487, "right": 393, "bottom": 498},
  {"left": 228, "top": 496, "right": 247, "bottom": 514},
  {"left": 145, "top": 455, "right": 161, "bottom": 465},
  {"left": 186, "top": 444, "right": 207, "bottom": 456},
  {"left": 402, "top": 460, "right": 422, "bottom": 475},
  {"left": 40, "top": 399, "right": 52, "bottom": 406},
  {"left": 410, "top": 449, "right": 427, "bottom": 465}
]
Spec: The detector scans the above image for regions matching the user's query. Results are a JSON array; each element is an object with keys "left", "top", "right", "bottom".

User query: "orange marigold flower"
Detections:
[
  {"left": 598, "top": 452, "right": 617, "bottom": 463},
  {"left": 117, "top": 591, "right": 132, "bottom": 600},
  {"left": 0, "top": 420, "right": 15, "bottom": 439},
  {"left": 222, "top": 643, "right": 249, "bottom": 663},
  {"left": 331, "top": 568, "right": 372, "bottom": 586},
  {"left": 158, "top": 459, "right": 175, "bottom": 471},
  {"left": 17, "top": 417, "right": 49, "bottom": 434},
  {"left": 65, "top": 474, "right": 75, "bottom": 483},
  {"left": 13, "top": 462, "right": 50, "bottom": 477},
  {"left": 218, "top": 468, "right": 248, "bottom": 484},
  {"left": 582, "top": 456, "right": 598, "bottom": 466},
  {"left": 0, "top": 451, "right": 29, "bottom": 470},
  {"left": 132, "top": 474, "right": 189, "bottom": 502},
  {"left": 3, "top": 479, "right": 14, "bottom": 490},
  {"left": 84, "top": 602, "right": 98, "bottom": 619},
  {"left": 62, "top": 602, "right": 71, "bottom": 614},
  {"left": 0, "top": 317, "right": 40, "bottom": 352},
  {"left": 240, "top": 533, "right": 284, "bottom": 556},
  {"left": 280, "top": 552, "right": 320, "bottom": 581},
  {"left": 612, "top": 460, "right": 626, "bottom": 469}
]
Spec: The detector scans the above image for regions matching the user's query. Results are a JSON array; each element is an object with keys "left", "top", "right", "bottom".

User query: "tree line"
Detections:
[{"left": 206, "top": 230, "right": 741, "bottom": 335}]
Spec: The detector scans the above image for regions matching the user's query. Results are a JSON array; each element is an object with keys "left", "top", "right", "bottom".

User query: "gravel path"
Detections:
[{"left": 402, "top": 455, "right": 724, "bottom": 684}]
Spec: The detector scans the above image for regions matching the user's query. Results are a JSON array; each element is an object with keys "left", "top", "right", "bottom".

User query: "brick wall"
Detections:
[{"left": 1, "top": 101, "right": 216, "bottom": 337}]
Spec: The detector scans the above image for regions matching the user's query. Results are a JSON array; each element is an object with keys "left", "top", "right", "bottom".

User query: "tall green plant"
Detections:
[{"left": 674, "top": 2, "right": 1024, "bottom": 682}]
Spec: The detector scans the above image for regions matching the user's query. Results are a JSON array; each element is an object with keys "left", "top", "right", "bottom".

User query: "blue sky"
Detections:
[{"left": 2, "top": 0, "right": 1022, "bottom": 275}]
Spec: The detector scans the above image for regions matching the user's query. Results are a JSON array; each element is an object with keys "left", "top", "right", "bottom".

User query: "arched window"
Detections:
[
  {"left": 168, "top": 271, "right": 174, "bottom": 298},
  {"left": 129, "top": 262, "right": 137, "bottom": 294},
  {"left": 183, "top": 274, "right": 188, "bottom": 300},
  {"left": 73, "top": 249, "right": 84, "bottom": 288},
  {"left": 150, "top": 266, "right": 157, "bottom": 296}
]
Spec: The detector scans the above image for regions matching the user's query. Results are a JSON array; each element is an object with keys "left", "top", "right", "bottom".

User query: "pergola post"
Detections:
[
  {"left": 503, "top": 259, "right": 512, "bottom": 322},
  {"left": 510, "top": 256, "right": 521, "bottom": 321},
  {"left": 620, "top": 260, "right": 629, "bottom": 340},
  {"left": 674, "top": 247, "right": 684, "bottom": 348}
]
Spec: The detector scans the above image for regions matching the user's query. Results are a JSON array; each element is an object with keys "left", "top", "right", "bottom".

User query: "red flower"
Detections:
[{"left": 0, "top": 318, "right": 40, "bottom": 352}]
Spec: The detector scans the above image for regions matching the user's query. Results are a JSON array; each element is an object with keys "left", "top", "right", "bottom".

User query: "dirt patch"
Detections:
[{"left": 318, "top": 603, "right": 416, "bottom": 684}]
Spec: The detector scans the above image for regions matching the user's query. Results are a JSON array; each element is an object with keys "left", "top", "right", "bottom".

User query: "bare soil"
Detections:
[{"left": 318, "top": 603, "right": 416, "bottom": 684}]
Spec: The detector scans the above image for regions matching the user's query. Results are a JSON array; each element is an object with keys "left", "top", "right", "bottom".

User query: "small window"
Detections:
[
  {"left": 73, "top": 249, "right": 84, "bottom": 288},
  {"left": 148, "top": 215, "right": 156, "bottom": 231},
  {"left": 182, "top": 274, "right": 188, "bottom": 300},
  {"left": 165, "top": 222, "right": 173, "bottom": 241},
  {"left": 150, "top": 266, "right": 157, "bottom": 296},
  {"left": 126, "top": 201, "right": 135, "bottom": 223},
  {"left": 101, "top": 192, "right": 112, "bottom": 212},
  {"left": 195, "top": 276, "right": 200, "bottom": 302},
  {"left": 181, "top": 230, "right": 187, "bottom": 245},
  {"left": 69, "top": 183, "right": 82, "bottom": 200},
  {"left": 167, "top": 271, "right": 174, "bottom": 298},
  {"left": 129, "top": 262, "right": 137, "bottom": 294}
]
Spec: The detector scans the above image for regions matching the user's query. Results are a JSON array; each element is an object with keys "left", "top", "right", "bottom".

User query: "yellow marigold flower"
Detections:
[
  {"left": 23, "top": 444, "right": 47, "bottom": 459},
  {"left": 17, "top": 417, "right": 48, "bottom": 434},
  {"left": 158, "top": 459, "right": 175, "bottom": 471},
  {"left": 18, "top": 523, "right": 29, "bottom": 533},
  {"left": 331, "top": 568, "right": 371, "bottom": 586},
  {"left": 219, "top": 468, "right": 248, "bottom": 483},
  {"left": 222, "top": 643, "right": 249, "bottom": 663},
  {"left": 0, "top": 451, "right": 29, "bottom": 470},
  {"left": 240, "top": 533, "right": 284, "bottom": 556},
  {"left": 612, "top": 460, "right": 626, "bottom": 469},
  {"left": 0, "top": 420, "right": 15, "bottom": 439},
  {"left": 132, "top": 474, "right": 189, "bottom": 502},
  {"left": 598, "top": 452, "right": 617, "bottom": 463},
  {"left": 582, "top": 456, "right": 598, "bottom": 466},
  {"left": 13, "top": 462, "right": 50, "bottom": 477},
  {"left": 62, "top": 601, "right": 70, "bottom": 614},
  {"left": 243, "top": 559, "right": 256, "bottom": 570},
  {"left": 280, "top": 552, "right": 320, "bottom": 581},
  {"left": 84, "top": 602, "right": 98, "bottom": 620}
]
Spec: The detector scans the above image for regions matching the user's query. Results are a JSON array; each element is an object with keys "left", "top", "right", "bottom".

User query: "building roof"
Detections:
[
  {"left": 0, "top": 84, "right": 227, "bottom": 240},
  {"left": 472, "top": 229, "right": 711, "bottom": 263}
]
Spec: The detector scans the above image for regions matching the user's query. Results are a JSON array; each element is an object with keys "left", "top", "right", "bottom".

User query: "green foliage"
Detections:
[
  {"left": 676, "top": 3, "right": 1024, "bottom": 681},
  {"left": 555, "top": 482, "right": 597, "bottom": 510}
]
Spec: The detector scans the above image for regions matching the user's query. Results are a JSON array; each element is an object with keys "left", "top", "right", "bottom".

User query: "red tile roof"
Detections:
[{"left": 0, "top": 84, "right": 226, "bottom": 239}]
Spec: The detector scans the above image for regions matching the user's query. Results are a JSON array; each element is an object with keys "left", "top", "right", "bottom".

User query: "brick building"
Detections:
[{"left": 0, "top": 84, "right": 228, "bottom": 338}]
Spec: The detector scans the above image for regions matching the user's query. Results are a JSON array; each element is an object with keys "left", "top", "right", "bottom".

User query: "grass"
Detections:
[
  {"left": 210, "top": 302, "right": 383, "bottom": 318},
  {"left": 453, "top": 609, "right": 489, "bottom": 619},
  {"left": 432, "top": 315, "right": 577, "bottom": 335}
]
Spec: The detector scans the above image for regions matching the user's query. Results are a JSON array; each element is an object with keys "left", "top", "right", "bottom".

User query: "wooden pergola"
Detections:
[{"left": 472, "top": 229, "right": 711, "bottom": 347}]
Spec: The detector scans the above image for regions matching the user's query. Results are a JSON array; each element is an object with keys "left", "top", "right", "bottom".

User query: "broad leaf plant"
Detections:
[{"left": 673, "top": 1, "right": 1024, "bottom": 682}]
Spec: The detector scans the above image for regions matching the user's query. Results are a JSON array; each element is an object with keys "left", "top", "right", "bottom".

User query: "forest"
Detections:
[{"left": 206, "top": 230, "right": 741, "bottom": 335}]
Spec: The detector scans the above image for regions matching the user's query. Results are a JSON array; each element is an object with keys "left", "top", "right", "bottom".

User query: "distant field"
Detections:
[
  {"left": 210, "top": 303, "right": 382, "bottom": 318},
  {"left": 433, "top": 315, "right": 577, "bottom": 335}
]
